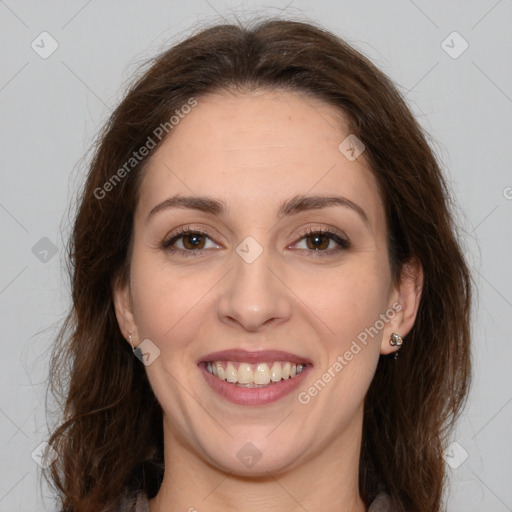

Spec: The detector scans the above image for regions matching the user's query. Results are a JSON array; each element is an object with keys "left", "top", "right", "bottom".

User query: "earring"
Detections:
[
  {"left": 389, "top": 333, "right": 403, "bottom": 346},
  {"left": 389, "top": 333, "right": 403, "bottom": 360},
  {"left": 128, "top": 331, "right": 144, "bottom": 362}
]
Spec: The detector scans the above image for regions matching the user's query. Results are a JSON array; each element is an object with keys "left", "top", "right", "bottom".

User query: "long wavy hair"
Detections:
[{"left": 44, "top": 17, "right": 472, "bottom": 512}]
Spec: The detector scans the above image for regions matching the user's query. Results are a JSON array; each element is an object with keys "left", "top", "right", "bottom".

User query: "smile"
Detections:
[
  {"left": 198, "top": 349, "right": 313, "bottom": 405},
  {"left": 203, "top": 360, "right": 307, "bottom": 387}
]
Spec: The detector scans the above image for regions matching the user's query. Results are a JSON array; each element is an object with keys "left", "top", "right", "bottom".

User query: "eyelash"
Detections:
[{"left": 161, "top": 226, "right": 350, "bottom": 258}]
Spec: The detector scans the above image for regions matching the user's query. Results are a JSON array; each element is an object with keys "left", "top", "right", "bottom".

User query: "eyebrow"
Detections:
[{"left": 147, "top": 194, "right": 369, "bottom": 225}]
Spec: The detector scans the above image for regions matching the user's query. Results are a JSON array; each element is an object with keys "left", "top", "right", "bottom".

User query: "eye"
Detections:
[
  {"left": 161, "top": 226, "right": 349, "bottom": 258},
  {"left": 291, "top": 228, "right": 350, "bottom": 255},
  {"left": 162, "top": 228, "right": 220, "bottom": 256}
]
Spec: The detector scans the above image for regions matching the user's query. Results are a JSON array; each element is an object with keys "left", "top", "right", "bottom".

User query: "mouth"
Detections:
[
  {"left": 198, "top": 349, "right": 312, "bottom": 405},
  {"left": 200, "top": 360, "right": 309, "bottom": 388}
]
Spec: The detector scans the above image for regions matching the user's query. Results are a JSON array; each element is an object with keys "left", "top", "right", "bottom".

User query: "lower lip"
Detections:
[{"left": 199, "top": 363, "right": 312, "bottom": 406}]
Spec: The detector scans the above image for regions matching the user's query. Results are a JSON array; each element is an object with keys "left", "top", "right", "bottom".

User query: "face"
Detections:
[{"left": 115, "top": 89, "right": 420, "bottom": 476}]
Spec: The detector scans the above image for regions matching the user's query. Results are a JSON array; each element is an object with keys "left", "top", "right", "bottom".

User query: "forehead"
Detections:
[{"left": 137, "top": 89, "right": 384, "bottom": 228}]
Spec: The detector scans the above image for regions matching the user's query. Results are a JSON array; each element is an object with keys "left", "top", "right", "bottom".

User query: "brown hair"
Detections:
[{"left": 44, "top": 17, "right": 472, "bottom": 512}]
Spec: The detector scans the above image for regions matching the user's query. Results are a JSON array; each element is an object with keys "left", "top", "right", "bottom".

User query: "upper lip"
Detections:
[{"left": 198, "top": 349, "right": 312, "bottom": 365}]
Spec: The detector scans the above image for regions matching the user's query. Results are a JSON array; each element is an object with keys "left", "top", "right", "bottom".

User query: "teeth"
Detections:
[
  {"left": 270, "top": 362, "right": 282, "bottom": 382},
  {"left": 205, "top": 360, "right": 306, "bottom": 386},
  {"left": 215, "top": 362, "right": 225, "bottom": 380},
  {"left": 225, "top": 362, "right": 237, "bottom": 383},
  {"left": 238, "top": 363, "right": 253, "bottom": 384},
  {"left": 254, "top": 363, "right": 271, "bottom": 385},
  {"left": 282, "top": 362, "right": 291, "bottom": 379}
]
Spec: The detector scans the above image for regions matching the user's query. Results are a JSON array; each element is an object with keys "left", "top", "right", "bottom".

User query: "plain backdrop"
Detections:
[{"left": 0, "top": 1, "right": 511, "bottom": 510}]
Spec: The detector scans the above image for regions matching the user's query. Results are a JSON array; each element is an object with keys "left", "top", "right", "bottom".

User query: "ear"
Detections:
[
  {"left": 112, "top": 272, "right": 138, "bottom": 346},
  {"left": 380, "top": 259, "right": 423, "bottom": 356}
]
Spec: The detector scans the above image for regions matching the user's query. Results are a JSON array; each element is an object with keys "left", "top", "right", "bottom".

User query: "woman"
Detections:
[{"left": 44, "top": 18, "right": 472, "bottom": 512}]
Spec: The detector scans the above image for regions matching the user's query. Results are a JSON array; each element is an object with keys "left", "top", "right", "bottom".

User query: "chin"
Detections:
[{"left": 199, "top": 433, "right": 308, "bottom": 477}]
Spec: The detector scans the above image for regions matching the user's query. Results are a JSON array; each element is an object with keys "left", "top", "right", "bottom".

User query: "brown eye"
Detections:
[
  {"left": 162, "top": 229, "right": 220, "bottom": 256},
  {"left": 182, "top": 233, "right": 206, "bottom": 250},
  {"left": 305, "top": 233, "right": 330, "bottom": 250},
  {"left": 292, "top": 228, "right": 350, "bottom": 255}
]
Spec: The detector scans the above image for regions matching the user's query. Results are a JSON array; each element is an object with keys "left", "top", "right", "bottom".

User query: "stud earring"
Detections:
[
  {"left": 128, "top": 332, "right": 135, "bottom": 352},
  {"left": 390, "top": 333, "right": 403, "bottom": 346},
  {"left": 390, "top": 333, "right": 403, "bottom": 360}
]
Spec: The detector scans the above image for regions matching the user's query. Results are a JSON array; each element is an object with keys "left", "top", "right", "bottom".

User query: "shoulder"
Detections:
[
  {"left": 111, "top": 488, "right": 151, "bottom": 512},
  {"left": 368, "top": 491, "right": 393, "bottom": 511}
]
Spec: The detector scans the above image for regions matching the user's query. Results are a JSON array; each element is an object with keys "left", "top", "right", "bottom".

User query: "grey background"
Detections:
[{"left": 0, "top": 1, "right": 511, "bottom": 510}]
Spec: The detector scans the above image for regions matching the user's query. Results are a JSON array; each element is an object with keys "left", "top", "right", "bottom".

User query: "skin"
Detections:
[{"left": 114, "top": 89, "right": 423, "bottom": 512}]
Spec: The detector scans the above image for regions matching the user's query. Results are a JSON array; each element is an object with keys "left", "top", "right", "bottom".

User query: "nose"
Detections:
[{"left": 216, "top": 248, "right": 292, "bottom": 332}]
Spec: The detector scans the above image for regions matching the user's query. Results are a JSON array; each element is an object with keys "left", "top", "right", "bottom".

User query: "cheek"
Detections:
[
  {"left": 128, "top": 251, "right": 210, "bottom": 347},
  {"left": 296, "top": 260, "right": 392, "bottom": 346},
  {"left": 309, "top": 271, "right": 388, "bottom": 388}
]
